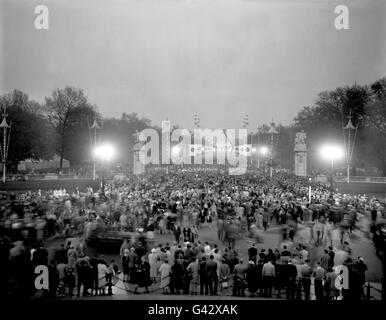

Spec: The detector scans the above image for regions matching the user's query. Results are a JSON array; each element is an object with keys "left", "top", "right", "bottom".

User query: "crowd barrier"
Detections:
[
  {"left": 51, "top": 271, "right": 383, "bottom": 300},
  {"left": 334, "top": 176, "right": 386, "bottom": 184}
]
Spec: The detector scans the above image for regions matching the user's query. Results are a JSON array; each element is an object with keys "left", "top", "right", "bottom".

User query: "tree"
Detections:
[
  {"left": 45, "top": 86, "right": 99, "bottom": 169},
  {"left": 294, "top": 84, "right": 371, "bottom": 172},
  {"left": 364, "top": 78, "right": 386, "bottom": 175},
  {"left": 0, "top": 90, "right": 55, "bottom": 166},
  {"left": 366, "top": 78, "right": 386, "bottom": 137}
]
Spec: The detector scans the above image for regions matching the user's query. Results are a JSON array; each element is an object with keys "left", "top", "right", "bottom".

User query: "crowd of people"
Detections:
[{"left": 0, "top": 169, "right": 384, "bottom": 299}]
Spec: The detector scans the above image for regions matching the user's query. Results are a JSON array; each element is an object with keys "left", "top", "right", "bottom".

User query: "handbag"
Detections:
[{"left": 221, "top": 281, "right": 228, "bottom": 288}]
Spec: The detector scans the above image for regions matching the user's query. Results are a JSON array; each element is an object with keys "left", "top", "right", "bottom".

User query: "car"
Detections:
[{"left": 86, "top": 230, "right": 154, "bottom": 253}]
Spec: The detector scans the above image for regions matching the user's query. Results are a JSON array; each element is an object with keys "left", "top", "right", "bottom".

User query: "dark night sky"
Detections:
[{"left": 1, "top": 0, "right": 385, "bottom": 129}]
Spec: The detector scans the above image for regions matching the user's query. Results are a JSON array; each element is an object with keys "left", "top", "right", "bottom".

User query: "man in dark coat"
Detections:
[
  {"left": 184, "top": 244, "right": 195, "bottom": 261},
  {"left": 89, "top": 254, "right": 100, "bottom": 295},
  {"left": 127, "top": 248, "right": 138, "bottom": 283},
  {"left": 135, "top": 241, "right": 146, "bottom": 260},
  {"left": 76, "top": 257, "right": 91, "bottom": 297},
  {"left": 170, "top": 260, "right": 184, "bottom": 294},
  {"left": 183, "top": 226, "right": 192, "bottom": 243},
  {"left": 173, "top": 223, "right": 182, "bottom": 243},
  {"left": 246, "top": 261, "right": 258, "bottom": 297},
  {"left": 205, "top": 255, "right": 218, "bottom": 295},
  {"left": 248, "top": 243, "right": 258, "bottom": 263},
  {"left": 199, "top": 256, "right": 207, "bottom": 295},
  {"left": 33, "top": 243, "right": 48, "bottom": 267}
]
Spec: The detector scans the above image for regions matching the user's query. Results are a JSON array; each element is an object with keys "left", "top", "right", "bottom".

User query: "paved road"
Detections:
[{"left": 46, "top": 221, "right": 383, "bottom": 284}]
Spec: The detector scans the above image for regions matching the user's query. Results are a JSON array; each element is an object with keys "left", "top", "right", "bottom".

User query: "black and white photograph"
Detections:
[{"left": 0, "top": 0, "right": 385, "bottom": 314}]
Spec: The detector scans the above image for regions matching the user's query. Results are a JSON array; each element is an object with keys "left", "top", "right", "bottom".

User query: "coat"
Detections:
[
  {"left": 246, "top": 265, "right": 259, "bottom": 291},
  {"left": 171, "top": 262, "right": 184, "bottom": 289},
  {"left": 187, "top": 261, "right": 200, "bottom": 284},
  {"left": 159, "top": 263, "right": 171, "bottom": 288},
  {"left": 136, "top": 261, "right": 151, "bottom": 287},
  {"left": 148, "top": 253, "right": 159, "bottom": 278},
  {"left": 205, "top": 260, "right": 218, "bottom": 279}
]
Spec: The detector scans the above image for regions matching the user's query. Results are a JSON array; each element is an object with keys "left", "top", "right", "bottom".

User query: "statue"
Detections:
[{"left": 295, "top": 130, "right": 306, "bottom": 147}]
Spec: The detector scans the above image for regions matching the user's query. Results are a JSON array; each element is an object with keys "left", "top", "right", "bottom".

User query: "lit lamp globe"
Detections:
[
  {"left": 260, "top": 146, "right": 269, "bottom": 156},
  {"left": 320, "top": 144, "right": 344, "bottom": 168},
  {"left": 94, "top": 144, "right": 116, "bottom": 162}
]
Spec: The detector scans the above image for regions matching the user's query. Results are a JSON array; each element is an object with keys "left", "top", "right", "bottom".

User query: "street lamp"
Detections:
[
  {"left": 260, "top": 146, "right": 269, "bottom": 156},
  {"left": 89, "top": 117, "right": 101, "bottom": 180},
  {"left": 320, "top": 144, "right": 344, "bottom": 195},
  {"left": 343, "top": 109, "right": 358, "bottom": 184},
  {"left": 257, "top": 146, "right": 269, "bottom": 170},
  {"left": 0, "top": 109, "right": 11, "bottom": 183},
  {"left": 268, "top": 120, "right": 278, "bottom": 178},
  {"left": 93, "top": 143, "right": 116, "bottom": 194}
]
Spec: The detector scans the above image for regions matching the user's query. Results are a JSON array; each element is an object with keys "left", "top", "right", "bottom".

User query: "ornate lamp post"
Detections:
[
  {"left": 89, "top": 117, "right": 101, "bottom": 180},
  {"left": 94, "top": 144, "right": 115, "bottom": 196},
  {"left": 0, "top": 109, "right": 11, "bottom": 183},
  {"left": 343, "top": 109, "right": 357, "bottom": 184},
  {"left": 256, "top": 125, "right": 267, "bottom": 169},
  {"left": 320, "top": 144, "right": 344, "bottom": 196},
  {"left": 267, "top": 119, "right": 278, "bottom": 178}
]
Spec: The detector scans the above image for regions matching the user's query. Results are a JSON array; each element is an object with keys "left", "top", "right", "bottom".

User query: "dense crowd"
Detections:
[{"left": 0, "top": 169, "right": 384, "bottom": 299}]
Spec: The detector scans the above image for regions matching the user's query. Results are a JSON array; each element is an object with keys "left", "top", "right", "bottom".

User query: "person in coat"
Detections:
[
  {"left": 134, "top": 256, "right": 151, "bottom": 294},
  {"left": 205, "top": 255, "right": 218, "bottom": 296},
  {"left": 170, "top": 260, "right": 184, "bottom": 294},
  {"left": 148, "top": 249, "right": 159, "bottom": 283},
  {"left": 159, "top": 260, "right": 171, "bottom": 294},
  {"left": 246, "top": 260, "right": 259, "bottom": 297},
  {"left": 218, "top": 259, "right": 230, "bottom": 296},
  {"left": 173, "top": 223, "right": 182, "bottom": 243},
  {"left": 187, "top": 258, "right": 200, "bottom": 295}
]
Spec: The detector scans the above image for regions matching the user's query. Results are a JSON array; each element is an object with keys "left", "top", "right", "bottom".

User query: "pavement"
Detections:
[{"left": 43, "top": 220, "right": 383, "bottom": 300}]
